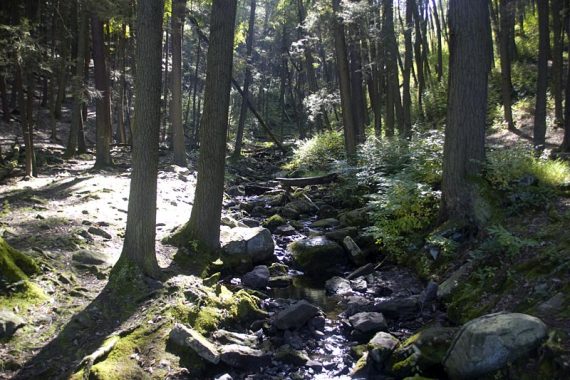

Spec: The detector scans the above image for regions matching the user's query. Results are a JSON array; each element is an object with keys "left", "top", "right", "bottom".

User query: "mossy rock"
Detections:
[
  {"left": 289, "top": 237, "right": 346, "bottom": 277},
  {"left": 0, "top": 237, "right": 40, "bottom": 284},
  {"left": 262, "top": 214, "right": 286, "bottom": 232}
]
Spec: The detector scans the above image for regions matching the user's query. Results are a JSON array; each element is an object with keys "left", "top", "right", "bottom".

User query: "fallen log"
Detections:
[{"left": 276, "top": 173, "right": 338, "bottom": 188}]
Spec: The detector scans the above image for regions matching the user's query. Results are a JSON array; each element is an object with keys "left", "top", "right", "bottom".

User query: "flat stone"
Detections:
[
  {"left": 274, "top": 225, "right": 296, "bottom": 236},
  {"left": 72, "top": 249, "right": 113, "bottom": 266},
  {"left": 219, "top": 344, "right": 271, "bottom": 369},
  {"left": 343, "top": 236, "right": 366, "bottom": 266},
  {"left": 311, "top": 218, "right": 340, "bottom": 228},
  {"left": 274, "top": 300, "right": 321, "bottom": 330},
  {"left": 349, "top": 312, "right": 388, "bottom": 333},
  {"left": 444, "top": 313, "right": 548, "bottom": 379},
  {"left": 242, "top": 265, "right": 270, "bottom": 289},
  {"left": 87, "top": 226, "right": 112, "bottom": 239},
  {"left": 325, "top": 226, "right": 358, "bottom": 243},
  {"left": 169, "top": 323, "right": 220, "bottom": 364},
  {"left": 268, "top": 275, "right": 292, "bottom": 288},
  {"left": 275, "top": 344, "right": 309, "bottom": 365},
  {"left": 437, "top": 262, "right": 473, "bottom": 300},
  {"left": 537, "top": 292, "right": 565, "bottom": 314},
  {"left": 325, "top": 276, "right": 352, "bottom": 295},
  {"left": 0, "top": 309, "right": 25, "bottom": 339},
  {"left": 212, "top": 329, "right": 259, "bottom": 348},
  {"left": 373, "top": 296, "right": 418, "bottom": 320}
]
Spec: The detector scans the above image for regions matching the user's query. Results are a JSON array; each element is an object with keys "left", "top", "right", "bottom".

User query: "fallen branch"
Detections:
[{"left": 276, "top": 173, "right": 338, "bottom": 188}]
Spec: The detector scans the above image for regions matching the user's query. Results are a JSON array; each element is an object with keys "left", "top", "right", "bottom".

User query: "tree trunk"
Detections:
[
  {"left": 233, "top": 0, "right": 256, "bottom": 158},
  {"left": 440, "top": 0, "right": 492, "bottom": 224},
  {"left": 534, "top": 0, "right": 549, "bottom": 152},
  {"left": 332, "top": 0, "right": 357, "bottom": 161},
  {"left": 551, "top": 0, "right": 564, "bottom": 127},
  {"left": 91, "top": 13, "right": 112, "bottom": 168},
  {"left": 117, "top": 0, "right": 165, "bottom": 278},
  {"left": 161, "top": 19, "right": 170, "bottom": 143},
  {"left": 183, "top": 0, "right": 238, "bottom": 251},
  {"left": 0, "top": 75, "right": 9, "bottom": 122},
  {"left": 191, "top": 38, "right": 201, "bottom": 146},
  {"left": 561, "top": 12, "right": 570, "bottom": 152},
  {"left": 170, "top": 0, "right": 187, "bottom": 166},
  {"left": 499, "top": 0, "right": 516, "bottom": 131},
  {"left": 432, "top": 0, "right": 443, "bottom": 81},
  {"left": 402, "top": 0, "right": 414, "bottom": 138},
  {"left": 15, "top": 64, "right": 36, "bottom": 177},
  {"left": 66, "top": 3, "right": 88, "bottom": 158},
  {"left": 117, "top": 23, "right": 127, "bottom": 145},
  {"left": 348, "top": 23, "right": 366, "bottom": 143}
]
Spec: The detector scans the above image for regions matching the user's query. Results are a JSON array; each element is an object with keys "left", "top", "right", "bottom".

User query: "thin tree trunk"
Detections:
[
  {"left": 534, "top": 0, "right": 549, "bottom": 152},
  {"left": 432, "top": 0, "right": 443, "bottom": 81},
  {"left": 402, "top": 0, "right": 414, "bottom": 138},
  {"left": 551, "top": 0, "right": 564, "bottom": 127},
  {"left": 161, "top": 19, "right": 170, "bottom": 143},
  {"left": 499, "top": 0, "right": 516, "bottom": 131},
  {"left": 0, "top": 75, "right": 9, "bottom": 122},
  {"left": 15, "top": 64, "right": 35, "bottom": 177},
  {"left": 191, "top": 38, "right": 201, "bottom": 146},
  {"left": 233, "top": 0, "right": 256, "bottom": 158},
  {"left": 170, "top": 0, "right": 187, "bottom": 165},
  {"left": 348, "top": 23, "right": 366, "bottom": 142}
]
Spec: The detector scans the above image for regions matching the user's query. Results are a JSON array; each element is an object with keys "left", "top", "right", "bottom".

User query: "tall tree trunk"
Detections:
[
  {"left": 402, "top": 0, "right": 414, "bottom": 138},
  {"left": 561, "top": 9, "right": 570, "bottom": 152},
  {"left": 161, "top": 19, "right": 170, "bottom": 143},
  {"left": 383, "top": 0, "right": 401, "bottom": 136},
  {"left": 412, "top": 0, "right": 425, "bottom": 117},
  {"left": 551, "top": 0, "right": 564, "bottom": 127},
  {"left": 183, "top": 0, "right": 238, "bottom": 251},
  {"left": 534, "top": 0, "right": 549, "bottom": 152},
  {"left": 191, "top": 39, "right": 202, "bottom": 147},
  {"left": 117, "top": 0, "right": 165, "bottom": 279},
  {"left": 333, "top": 0, "right": 357, "bottom": 161},
  {"left": 170, "top": 0, "right": 187, "bottom": 166},
  {"left": 117, "top": 23, "right": 127, "bottom": 144},
  {"left": 441, "top": 0, "right": 492, "bottom": 224},
  {"left": 348, "top": 23, "right": 366, "bottom": 142},
  {"left": 432, "top": 0, "right": 443, "bottom": 81},
  {"left": 234, "top": 0, "right": 256, "bottom": 158},
  {"left": 91, "top": 13, "right": 112, "bottom": 168},
  {"left": 0, "top": 75, "right": 9, "bottom": 122},
  {"left": 499, "top": 0, "right": 516, "bottom": 131},
  {"left": 15, "top": 64, "right": 36, "bottom": 177},
  {"left": 66, "top": 3, "right": 88, "bottom": 157}
]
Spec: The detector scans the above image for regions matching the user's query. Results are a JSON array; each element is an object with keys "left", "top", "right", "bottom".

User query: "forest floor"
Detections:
[{"left": 1, "top": 109, "right": 570, "bottom": 379}]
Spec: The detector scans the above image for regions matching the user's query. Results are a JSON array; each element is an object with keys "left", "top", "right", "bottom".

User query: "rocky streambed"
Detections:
[{"left": 165, "top": 160, "right": 556, "bottom": 380}]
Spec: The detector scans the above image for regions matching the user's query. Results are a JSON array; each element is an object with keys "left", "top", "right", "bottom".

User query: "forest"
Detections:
[{"left": 1, "top": 0, "right": 570, "bottom": 379}]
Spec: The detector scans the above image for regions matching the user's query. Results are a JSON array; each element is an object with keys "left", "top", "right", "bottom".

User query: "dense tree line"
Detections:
[{"left": 1, "top": 0, "right": 570, "bottom": 276}]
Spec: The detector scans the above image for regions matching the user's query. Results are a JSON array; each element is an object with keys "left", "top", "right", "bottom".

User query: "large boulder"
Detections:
[
  {"left": 349, "top": 312, "right": 388, "bottom": 334},
  {"left": 0, "top": 309, "right": 25, "bottom": 339},
  {"left": 169, "top": 323, "right": 220, "bottom": 364},
  {"left": 338, "top": 207, "right": 369, "bottom": 227},
  {"left": 280, "top": 199, "right": 317, "bottom": 219},
  {"left": 242, "top": 265, "right": 270, "bottom": 290},
  {"left": 443, "top": 313, "right": 548, "bottom": 379},
  {"left": 289, "top": 237, "right": 346, "bottom": 277},
  {"left": 219, "top": 344, "right": 271, "bottom": 369},
  {"left": 220, "top": 227, "right": 275, "bottom": 271},
  {"left": 273, "top": 300, "right": 321, "bottom": 330},
  {"left": 368, "top": 332, "right": 400, "bottom": 367}
]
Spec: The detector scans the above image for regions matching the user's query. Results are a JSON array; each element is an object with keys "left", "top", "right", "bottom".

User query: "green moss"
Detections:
[
  {"left": 262, "top": 214, "right": 286, "bottom": 231},
  {"left": 351, "top": 344, "right": 368, "bottom": 359},
  {"left": 0, "top": 237, "right": 40, "bottom": 283},
  {"left": 189, "top": 306, "right": 222, "bottom": 334}
]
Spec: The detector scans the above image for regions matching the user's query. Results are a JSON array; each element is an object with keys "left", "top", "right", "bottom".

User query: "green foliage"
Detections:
[
  {"left": 485, "top": 144, "right": 570, "bottom": 212},
  {"left": 474, "top": 224, "right": 537, "bottom": 259},
  {"left": 421, "top": 80, "right": 448, "bottom": 127},
  {"left": 283, "top": 130, "right": 345, "bottom": 173}
]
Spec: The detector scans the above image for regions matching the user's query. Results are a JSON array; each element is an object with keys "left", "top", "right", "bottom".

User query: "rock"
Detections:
[
  {"left": 274, "top": 300, "right": 321, "bottom": 330},
  {"left": 443, "top": 313, "right": 548, "bottom": 379},
  {"left": 268, "top": 275, "right": 292, "bottom": 288},
  {"left": 219, "top": 344, "right": 270, "bottom": 369},
  {"left": 325, "top": 226, "right": 358, "bottom": 243},
  {"left": 311, "top": 218, "right": 340, "bottom": 228},
  {"left": 342, "top": 236, "right": 366, "bottom": 266},
  {"left": 242, "top": 265, "right": 270, "bottom": 290},
  {"left": 169, "top": 323, "right": 220, "bottom": 364},
  {"left": 289, "top": 237, "right": 346, "bottom": 277},
  {"left": 349, "top": 312, "right": 387, "bottom": 334},
  {"left": 214, "top": 374, "right": 233, "bottom": 380},
  {"left": 87, "top": 226, "right": 112, "bottom": 239},
  {"left": 338, "top": 207, "right": 369, "bottom": 227},
  {"left": 419, "top": 281, "right": 439, "bottom": 309},
  {"left": 226, "top": 185, "right": 245, "bottom": 196},
  {"left": 306, "top": 359, "right": 323, "bottom": 372},
  {"left": 262, "top": 214, "right": 286, "bottom": 232},
  {"left": 325, "top": 276, "right": 352, "bottom": 295},
  {"left": 220, "top": 227, "right": 275, "bottom": 271},
  {"left": 212, "top": 330, "right": 259, "bottom": 348},
  {"left": 72, "top": 249, "right": 113, "bottom": 267},
  {"left": 345, "top": 296, "right": 375, "bottom": 316},
  {"left": 281, "top": 199, "right": 317, "bottom": 219},
  {"left": 240, "top": 218, "right": 260, "bottom": 228},
  {"left": 317, "top": 204, "right": 338, "bottom": 219},
  {"left": 0, "top": 309, "right": 25, "bottom": 339},
  {"left": 437, "top": 262, "right": 473, "bottom": 300},
  {"left": 274, "top": 225, "right": 296, "bottom": 236},
  {"left": 350, "top": 278, "right": 368, "bottom": 293},
  {"left": 536, "top": 292, "right": 565, "bottom": 314},
  {"left": 244, "top": 184, "right": 273, "bottom": 196},
  {"left": 346, "top": 263, "right": 376, "bottom": 280},
  {"left": 275, "top": 345, "right": 309, "bottom": 365},
  {"left": 368, "top": 332, "right": 400, "bottom": 366},
  {"left": 373, "top": 296, "right": 418, "bottom": 320}
]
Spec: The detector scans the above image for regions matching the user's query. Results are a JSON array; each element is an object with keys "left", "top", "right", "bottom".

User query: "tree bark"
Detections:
[
  {"left": 1, "top": 75, "right": 10, "bottom": 122},
  {"left": 431, "top": 0, "right": 443, "bottom": 81},
  {"left": 534, "top": 0, "right": 549, "bottom": 152},
  {"left": 332, "top": 0, "right": 357, "bottom": 161},
  {"left": 551, "top": 0, "right": 564, "bottom": 127},
  {"left": 117, "top": 0, "right": 165, "bottom": 278},
  {"left": 170, "top": 0, "right": 187, "bottom": 166},
  {"left": 183, "top": 0, "right": 238, "bottom": 251},
  {"left": 91, "top": 13, "right": 112, "bottom": 168},
  {"left": 402, "top": 0, "right": 414, "bottom": 138},
  {"left": 499, "top": 0, "right": 516, "bottom": 131},
  {"left": 440, "top": 0, "right": 492, "bottom": 224},
  {"left": 233, "top": 0, "right": 256, "bottom": 158}
]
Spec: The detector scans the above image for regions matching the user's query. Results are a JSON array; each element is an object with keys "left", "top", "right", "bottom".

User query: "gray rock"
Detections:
[
  {"left": 537, "top": 292, "right": 565, "bottom": 314},
  {"left": 368, "top": 332, "right": 400, "bottom": 365},
  {"left": 169, "top": 323, "right": 220, "bottom": 364},
  {"left": 275, "top": 345, "right": 309, "bottom": 365},
  {"left": 345, "top": 296, "right": 375, "bottom": 317},
  {"left": 338, "top": 207, "right": 369, "bottom": 227},
  {"left": 349, "top": 312, "right": 387, "bottom": 333},
  {"left": 274, "top": 300, "right": 321, "bottom": 330},
  {"left": 289, "top": 237, "right": 346, "bottom": 277},
  {"left": 342, "top": 236, "right": 366, "bottom": 266},
  {"left": 437, "top": 262, "right": 473, "bottom": 300},
  {"left": 219, "top": 344, "right": 271, "bottom": 369},
  {"left": 325, "top": 226, "right": 358, "bottom": 243},
  {"left": 220, "top": 227, "right": 275, "bottom": 270},
  {"left": 325, "top": 276, "right": 352, "bottom": 295},
  {"left": 72, "top": 249, "right": 113, "bottom": 266},
  {"left": 274, "top": 225, "right": 296, "bottom": 236},
  {"left": 212, "top": 329, "right": 259, "bottom": 348},
  {"left": 373, "top": 296, "right": 418, "bottom": 320},
  {"left": 0, "top": 309, "right": 25, "bottom": 339},
  {"left": 317, "top": 204, "right": 338, "bottom": 219},
  {"left": 281, "top": 199, "right": 317, "bottom": 219},
  {"left": 87, "top": 226, "right": 112, "bottom": 239},
  {"left": 346, "top": 263, "right": 376, "bottom": 280},
  {"left": 443, "top": 313, "right": 548, "bottom": 379},
  {"left": 419, "top": 280, "right": 439, "bottom": 308},
  {"left": 227, "top": 185, "right": 245, "bottom": 196},
  {"left": 242, "top": 265, "right": 270, "bottom": 290},
  {"left": 240, "top": 218, "right": 260, "bottom": 228},
  {"left": 268, "top": 275, "right": 292, "bottom": 288},
  {"left": 311, "top": 218, "right": 340, "bottom": 228},
  {"left": 214, "top": 374, "right": 233, "bottom": 380}
]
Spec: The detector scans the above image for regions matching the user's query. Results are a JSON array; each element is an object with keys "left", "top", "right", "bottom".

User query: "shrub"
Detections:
[{"left": 283, "top": 130, "right": 345, "bottom": 173}]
